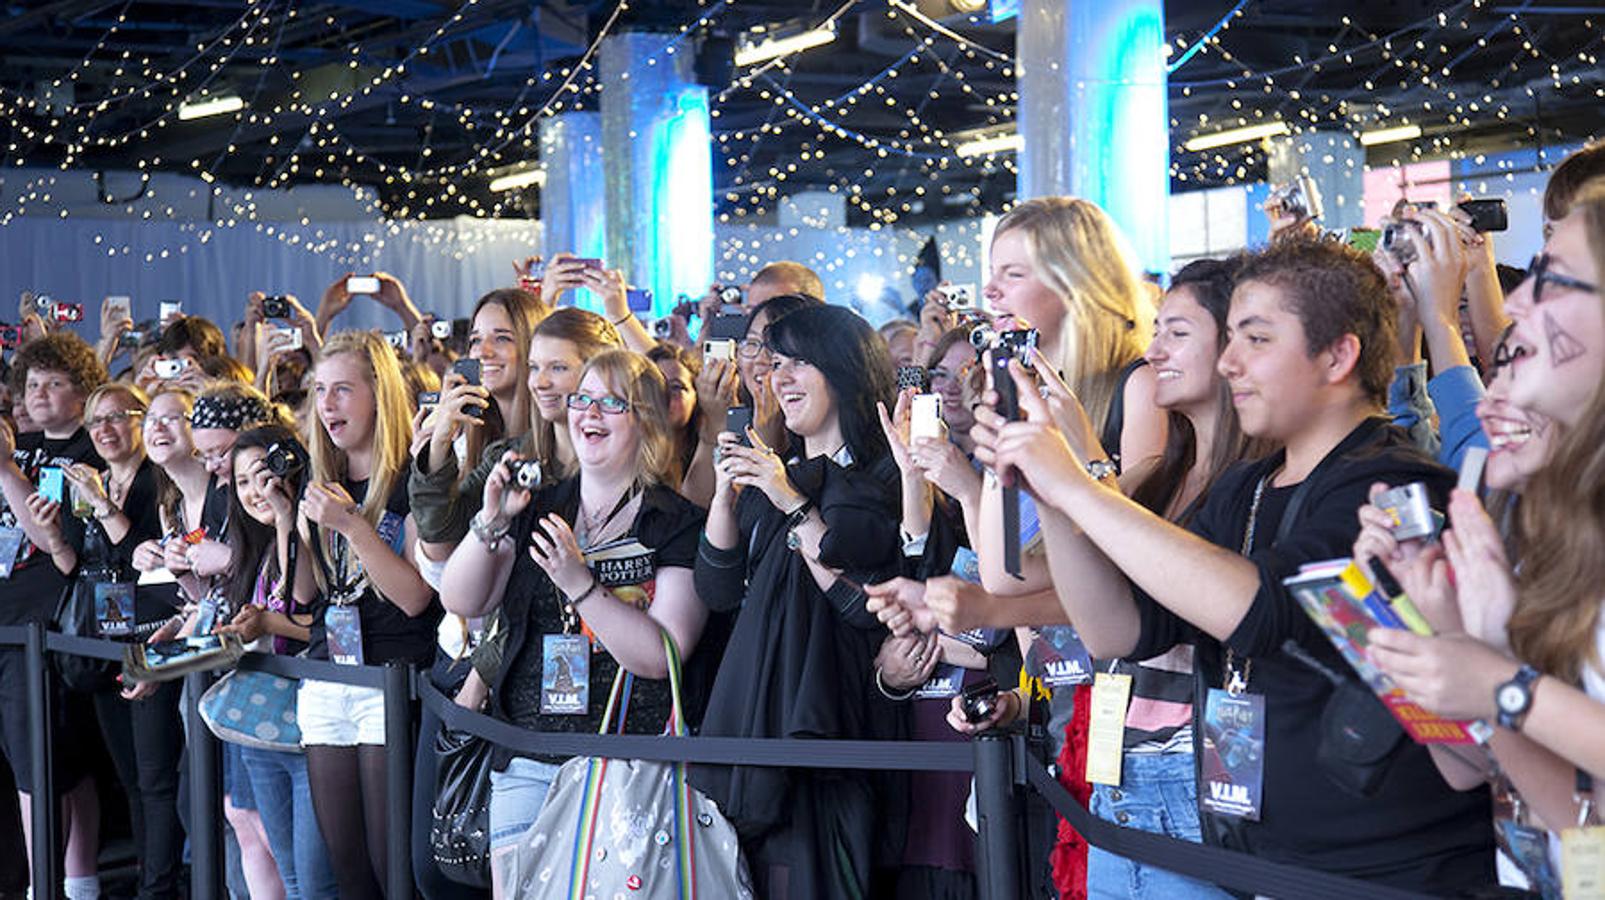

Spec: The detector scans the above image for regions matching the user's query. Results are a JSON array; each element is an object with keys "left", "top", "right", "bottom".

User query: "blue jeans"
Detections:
[
  {"left": 488, "top": 757, "right": 562, "bottom": 851},
  {"left": 240, "top": 746, "right": 339, "bottom": 900},
  {"left": 1087, "top": 751, "right": 1236, "bottom": 900}
]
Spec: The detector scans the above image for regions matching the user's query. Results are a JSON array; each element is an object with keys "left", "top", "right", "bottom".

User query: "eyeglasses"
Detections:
[
  {"left": 737, "top": 338, "right": 768, "bottom": 360},
  {"left": 198, "top": 448, "right": 233, "bottom": 468},
  {"left": 144, "top": 413, "right": 187, "bottom": 431},
  {"left": 88, "top": 410, "right": 143, "bottom": 429},
  {"left": 1525, "top": 253, "right": 1599, "bottom": 305},
  {"left": 565, "top": 392, "right": 631, "bottom": 415}
]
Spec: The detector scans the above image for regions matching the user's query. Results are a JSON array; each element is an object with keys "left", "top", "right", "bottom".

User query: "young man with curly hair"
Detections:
[{"left": 0, "top": 332, "right": 108, "bottom": 900}]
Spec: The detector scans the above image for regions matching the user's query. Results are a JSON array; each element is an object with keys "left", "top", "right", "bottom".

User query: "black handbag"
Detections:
[
  {"left": 431, "top": 726, "right": 494, "bottom": 888},
  {"left": 51, "top": 572, "right": 121, "bottom": 693},
  {"left": 1286, "top": 640, "right": 1407, "bottom": 797}
]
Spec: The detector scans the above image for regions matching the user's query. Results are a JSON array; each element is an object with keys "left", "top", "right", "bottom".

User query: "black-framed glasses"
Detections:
[
  {"left": 737, "top": 338, "right": 768, "bottom": 360},
  {"left": 565, "top": 392, "right": 631, "bottom": 415},
  {"left": 1525, "top": 253, "right": 1599, "bottom": 305}
]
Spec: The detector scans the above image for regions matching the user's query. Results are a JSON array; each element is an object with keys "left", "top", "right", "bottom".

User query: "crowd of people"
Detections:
[{"left": 2, "top": 142, "right": 1605, "bottom": 900}]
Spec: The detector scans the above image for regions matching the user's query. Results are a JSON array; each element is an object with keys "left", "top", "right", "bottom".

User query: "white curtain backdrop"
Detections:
[{"left": 0, "top": 216, "right": 543, "bottom": 339}]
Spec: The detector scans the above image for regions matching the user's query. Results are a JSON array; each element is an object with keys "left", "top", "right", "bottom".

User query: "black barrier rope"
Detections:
[
  {"left": 0, "top": 630, "right": 1453, "bottom": 900},
  {"left": 1022, "top": 759, "right": 1434, "bottom": 900},
  {"left": 418, "top": 675, "right": 977, "bottom": 771}
]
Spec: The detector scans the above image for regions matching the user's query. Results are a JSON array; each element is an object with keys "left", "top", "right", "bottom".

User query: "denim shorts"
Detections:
[
  {"left": 1087, "top": 751, "right": 1236, "bottom": 900},
  {"left": 488, "top": 757, "right": 563, "bottom": 851}
]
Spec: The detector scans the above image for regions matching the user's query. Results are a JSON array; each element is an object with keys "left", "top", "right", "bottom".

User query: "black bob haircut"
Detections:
[{"left": 763, "top": 304, "right": 895, "bottom": 466}]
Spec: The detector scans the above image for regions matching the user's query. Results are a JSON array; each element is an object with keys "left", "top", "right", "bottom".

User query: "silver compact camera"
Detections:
[
  {"left": 1268, "top": 174, "right": 1324, "bottom": 222},
  {"left": 1374, "top": 482, "right": 1436, "bottom": 541}
]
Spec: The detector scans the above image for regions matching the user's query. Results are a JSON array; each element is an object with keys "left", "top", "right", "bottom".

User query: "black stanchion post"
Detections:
[
  {"left": 383, "top": 663, "right": 413, "bottom": 900},
  {"left": 972, "top": 732, "right": 1023, "bottom": 900},
  {"left": 186, "top": 669, "right": 224, "bottom": 900},
  {"left": 25, "top": 622, "right": 57, "bottom": 897}
]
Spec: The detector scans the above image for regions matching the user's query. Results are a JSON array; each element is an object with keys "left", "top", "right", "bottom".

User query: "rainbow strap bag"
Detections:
[{"left": 498, "top": 631, "right": 752, "bottom": 900}]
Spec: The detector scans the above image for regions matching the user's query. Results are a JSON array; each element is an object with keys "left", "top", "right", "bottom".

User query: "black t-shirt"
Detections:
[
  {"left": 1130, "top": 418, "right": 1494, "bottom": 892},
  {"left": 0, "top": 428, "right": 103, "bottom": 626},
  {"left": 491, "top": 478, "right": 705, "bottom": 764},
  {"left": 306, "top": 476, "right": 442, "bottom": 666},
  {"left": 62, "top": 460, "right": 176, "bottom": 630}
]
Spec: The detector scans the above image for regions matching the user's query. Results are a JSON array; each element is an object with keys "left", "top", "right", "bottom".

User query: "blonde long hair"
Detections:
[
  {"left": 310, "top": 331, "right": 413, "bottom": 526},
  {"left": 992, "top": 197, "right": 1152, "bottom": 430},
  {"left": 1511, "top": 179, "right": 1605, "bottom": 681}
]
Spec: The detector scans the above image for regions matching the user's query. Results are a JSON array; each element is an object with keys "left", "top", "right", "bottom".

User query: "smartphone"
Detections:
[
  {"left": 573, "top": 258, "right": 604, "bottom": 270},
  {"left": 417, "top": 391, "right": 440, "bottom": 413},
  {"left": 118, "top": 330, "right": 145, "bottom": 350},
  {"left": 0, "top": 325, "right": 22, "bottom": 349},
  {"left": 154, "top": 357, "right": 188, "bottom": 379},
  {"left": 452, "top": 357, "right": 482, "bottom": 386},
  {"left": 702, "top": 312, "right": 748, "bottom": 361},
  {"left": 725, "top": 407, "right": 754, "bottom": 446},
  {"left": 346, "top": 275, "right": 381, "bottom": 295},
  {"left": 38, "top": 467, "right": 64, "bottom": 504},
  {"left": 106, "top": 295, "right": 132, "bottom": 322},
  {"left": 159, "top": 301, "right": 182, "bottom": 322},
  {"left": 1457, "top": 198, "right": 1509, "bottom": 234},
  {"left": 275, "top": 327, "right": 304, "bottom": 351},
  {"left": 626, "top": 288, "right": 653, "bottom": 312},
  {"left": 911, "top": 394, "right": 942, "bottom": 441}
]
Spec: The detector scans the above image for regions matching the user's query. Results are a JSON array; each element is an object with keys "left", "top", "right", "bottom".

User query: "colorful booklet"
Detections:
[{"left": 1283, "top": 559, "right": 1485, "bottom": 745}]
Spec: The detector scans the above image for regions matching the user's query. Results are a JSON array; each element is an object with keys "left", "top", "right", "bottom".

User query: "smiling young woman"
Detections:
[{"left": 439, "top": 349, "right": 706, "bottom": 898}]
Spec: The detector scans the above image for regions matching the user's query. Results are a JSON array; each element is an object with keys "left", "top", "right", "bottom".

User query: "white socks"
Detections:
[{"left": 62, "top": 876, "right": 100, "bottom": 900}]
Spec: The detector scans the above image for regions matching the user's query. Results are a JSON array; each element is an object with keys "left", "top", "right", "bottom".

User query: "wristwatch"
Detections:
[
  {"left": 1495, "top": 664, "right": 1541, "bottom": 731},
  {"left": 1085, "top": 458, "right": 1119, "bottom": 481}
]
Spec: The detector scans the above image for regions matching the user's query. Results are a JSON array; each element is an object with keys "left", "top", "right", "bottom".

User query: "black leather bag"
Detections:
[
  {"left": 51, "top": 573, "right": 120, "bottom": 693},
  {"left": 1295, "top": 643, "right": 1407, "bottom": 797},
  {"left": 430, "top": 727, "right": 494, "bottom": 888}
]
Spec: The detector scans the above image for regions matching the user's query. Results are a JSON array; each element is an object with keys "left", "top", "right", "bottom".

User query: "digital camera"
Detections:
[
  {"left": 960, "top": 676, "right": 1002, "bottom": 725},
  {"left": 264, "top": 441, "right": 305, "bottom": 479},
  {"left": 509, "top": 458, "right": 543, "bottom": 491},
  {"left": 1374, "top": 482, "right": 1436, "bottom": 541},
  {"left": 262, "top": 295, "right": 293, "bottom": 319},
  {"left": 1269, "top": 174, "right": 1324, "bottom": 222}
]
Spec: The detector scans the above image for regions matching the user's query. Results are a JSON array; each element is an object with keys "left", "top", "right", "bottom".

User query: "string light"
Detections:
[{"left": 2, "top": 0, "right": 1600, "bottom": 243}]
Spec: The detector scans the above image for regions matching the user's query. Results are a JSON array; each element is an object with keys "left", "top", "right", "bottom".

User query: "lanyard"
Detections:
[
  {"left": 1224, "top": 474, "right": 1272, "bottom": 695},
  {"left": 1580, "top": 768, "right": 1598, "bottom": 828}
]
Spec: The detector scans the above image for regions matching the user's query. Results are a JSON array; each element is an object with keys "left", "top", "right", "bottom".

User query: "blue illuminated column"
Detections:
[
  {"left": 1017, "top": 0, "right": 1170, "bottom": 274},
  {"left": 1267, "top": 131, "right": 1365, "bottom": 231},
  {"left": 539, "top": 112, "right": 607, "bottom": 267},
  {"left": 599, "top": 32, "right": 714, "bottom": 318}
]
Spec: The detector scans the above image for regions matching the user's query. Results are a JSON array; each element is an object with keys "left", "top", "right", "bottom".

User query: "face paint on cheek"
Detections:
[{"left": 1544, "top": 311, "right": 1587, "bottom": 367}]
